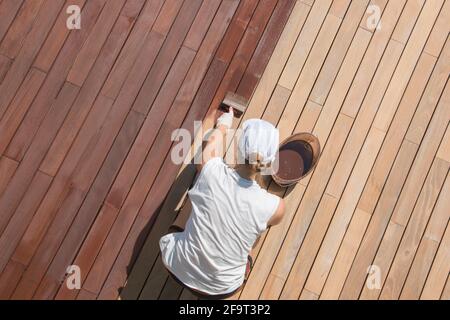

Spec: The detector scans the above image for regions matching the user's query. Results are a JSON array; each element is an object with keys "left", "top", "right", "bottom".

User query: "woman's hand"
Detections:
[{"left": 216, "top": 107, "right": 234, "bottom": 129}]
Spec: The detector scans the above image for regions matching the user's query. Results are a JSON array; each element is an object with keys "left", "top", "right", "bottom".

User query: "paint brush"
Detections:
[{"left": 219, "top": 92, "right": 248, "bottom": 118}]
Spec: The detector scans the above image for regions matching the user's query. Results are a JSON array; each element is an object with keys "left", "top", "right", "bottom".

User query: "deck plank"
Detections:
[
  {"left": 82, "top": 0, "right": 240, "bottom": 298},
  {"left": 341, "top": 36, "right": 450, "bottom": 301},
  {"left": 0, "top": 0, "right": 448, "bottom": 301},
  {"left": 0, "top": 0, "right": 24, "bottom": 44},
  {"left": 420, "top": 216, "right": 450, "bottom": 300},
  {"left": 0, "top": 0, "right": 44, "bottom": 59},
  {"left": 0, "top": 0, "right": 65, "bottom": 119},
  {"left": 256, "top": 0, "right": 408, "bottom": 300},
  {"left": 24, "top": 0, "right": 203, "bottom": 300}
]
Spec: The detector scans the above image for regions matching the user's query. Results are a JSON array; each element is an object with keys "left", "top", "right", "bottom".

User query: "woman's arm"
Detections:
[
  {"left": 196, "top": 108, "right": 234, "bottom": 171},
  {"left": 267, "top": 198, "right": 285, "bottom": 227}
]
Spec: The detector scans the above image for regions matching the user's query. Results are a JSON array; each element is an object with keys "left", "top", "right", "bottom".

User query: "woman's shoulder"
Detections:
[{"left": 251, "top": 185, "right": 281, "bottom": 208}]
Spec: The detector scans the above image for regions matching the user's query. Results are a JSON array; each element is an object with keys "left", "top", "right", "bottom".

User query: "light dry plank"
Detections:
[
  {"left": 392, "top": 84, "right": 450, "bottom": 226},
  {"left": 423, "top": 169, "right": 450, "bottom": 243},
  {"left": 326, "top": 39, "right": 404, "bottom": 198},
  {"left": 275, "top": 5, "right": 412, "bottom": 295},
  {"left": 278, "top": 0, "right": 333, "bottom": 90},
  {"left": 277, "top": 194, "right": 338, "bottom": 299},
  {"left": 440, "top": 276, "right": 450, "bottom": 300},
  {"left": 262, "top": 85, "right": 292, "bottom": 125},
  {"left": 405, "top": 43, "right": 450, "bottom": 145},
  {"left": 400, "top": 238, "right": 440, "bottom": 300},
  {"left": 407, "top": 177, "right": 450, "bottom": 300},
  {"left": 373, "top": 0, "right": 444, "bottom": 132},
  {"left": 277, "top": 13, "right": 342, "bottom": 140},
  {"left": 424, "top": 0, "right": 450, "bottom": 57},
  {"left": 359, "top": 0, "right": 388, "bottom": 33},
  {"left": 391, "top": 0, "right": 425, "bottom": 44},
  {"left": 436, "top": 125, "right": 450, "bottom": 163},
  {"left": 342, "top": 81, "right": 450, "bottom": 299},
  {"left": 312, "top": 26, "right": 371, "bottom": 147},
  {"left": 357, "top": 141, "right": 419, "bottom": 300},
  {"left": 309, "top": 0, "right": 370, "bottom": 105},
  {"left": 422, "top": 231, "right": 450, "bottom": 300},
  {"left": 299, "top": 289, "right": 319, "bottom": 300},
  {"left": 359, "top": 220, "right": 405, "bottom": 299},
  {"left": 244, "top": 92, "right": 344, "bottom": 299},
  {"left": 315, "top": 41, "right": 433, "bottom": 293},
  {"left": 295, "top": 100, "right": 322, "bottom": 133},
  {"left": 304, "top": 127, "right": 386, "bottom": 296},
  {"left": 300, "top": 0, "right": 314, "bottom": 7},
  {"left": 329, "top": 0, "right": 351, "bottom": 18},
  {"left": 248, "top": 114, "right": 353, "bottom": 299},
  {"left": 320, "top": 208, "right": 371, "bottom": 299},
  {"left": 339, "top": 0, "right": 407, "bottom": 118},
  {"left": 380, "top": 158, "right": 449, "bottom": 299},
  {"left": 260, "top": 28, "right": 375, "bottom": 301},
  {"left": 357, "top": 52, "right": 439, "bottom": 214}
]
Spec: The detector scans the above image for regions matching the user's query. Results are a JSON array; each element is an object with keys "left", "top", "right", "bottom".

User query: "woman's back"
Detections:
[{"left": 159, "top": 157, "right": 280, "bottom": 295}]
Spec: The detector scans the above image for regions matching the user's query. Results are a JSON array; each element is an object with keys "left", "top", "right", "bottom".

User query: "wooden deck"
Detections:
[{"left": 0, "top": 0, "right": 449, "bottom": 300}]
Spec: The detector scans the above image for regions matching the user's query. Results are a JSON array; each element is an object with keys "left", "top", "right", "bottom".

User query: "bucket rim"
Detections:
[{"left": 271, "top": 132, "right": 321, "bottom": 187}]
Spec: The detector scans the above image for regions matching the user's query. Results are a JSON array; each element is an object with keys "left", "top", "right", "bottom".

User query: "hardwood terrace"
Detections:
[{"left": 0, "top": 0, "right": 449, "bottom": 300}]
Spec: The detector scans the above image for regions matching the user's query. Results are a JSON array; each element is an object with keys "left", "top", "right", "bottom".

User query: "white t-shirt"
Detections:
[{"left": 159, "top": 157, "right": 280, "bottom": 295}]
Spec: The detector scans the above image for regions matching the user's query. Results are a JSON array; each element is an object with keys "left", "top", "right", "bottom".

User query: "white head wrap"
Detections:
[{"left": 238, "top": 119, "right": 279, "bottom": 165}]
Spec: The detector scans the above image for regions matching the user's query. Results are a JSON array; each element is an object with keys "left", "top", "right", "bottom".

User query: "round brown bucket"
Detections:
[{"left": 272, "top": 133, "right": 321, "bottom": 187}]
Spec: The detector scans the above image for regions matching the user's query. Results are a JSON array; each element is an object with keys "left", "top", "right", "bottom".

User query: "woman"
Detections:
[{"left": 159, "top": 108, "right": 285, "bottom": 298}]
